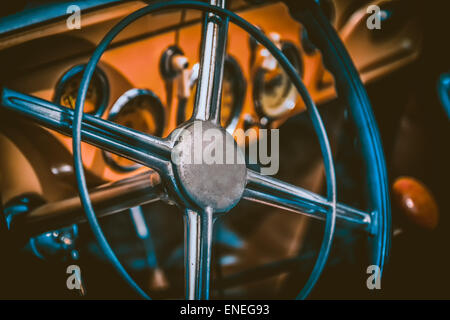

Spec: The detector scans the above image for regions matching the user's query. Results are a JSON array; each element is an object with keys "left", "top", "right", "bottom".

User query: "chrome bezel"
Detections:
[
  {"left": 177, "top": 55, "right": 246, "bottom": 133},
  {"left": 253, "top": 41, "right": 303, "bottom": 121},
  {"left": 53, "top": 64, "right": 109, "bottom": 117},
  {"left": 103, "top": 88, "right": 166, "bottom": 172}
]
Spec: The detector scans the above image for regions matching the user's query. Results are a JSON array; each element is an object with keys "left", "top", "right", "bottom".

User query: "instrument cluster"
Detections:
[
  {"left": 49, "top": 7, "right": 311, "bottom": 179},
  {"left": 1, "top": 0, "right": 422, "bottom": 184}
]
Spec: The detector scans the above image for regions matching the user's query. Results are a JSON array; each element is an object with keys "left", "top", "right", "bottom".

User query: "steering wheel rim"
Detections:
[
  {"left": 72, "top": 0, "right": 388, "bottom": 300},
  {"left": 286, "top": 0, "right": 391, "bottom": 276}
]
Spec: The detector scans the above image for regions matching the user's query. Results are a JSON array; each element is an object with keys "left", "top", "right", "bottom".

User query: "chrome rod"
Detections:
[
  {"left": 1, "top": 87, "right": 172, "bottom": 171},
  {"left": 184, "top": 209, "right": 199, "bottom": 300},
  {"left": 7, "top": 171, "right": 163, "bottom": 238},
  {"left": 184, "top": 208, "right": 215, "bottom": 300},
  {"left": 191, "top": 0, "right": 228, "bottom": 124},
  {"left": 245, "top": 169, "right": 372, "bottom": 232}
]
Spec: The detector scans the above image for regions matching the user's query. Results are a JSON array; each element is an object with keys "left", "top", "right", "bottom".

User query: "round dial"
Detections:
[
  {"left": 104, "top": 89, "right": 166, "bottom": 172},
  {"left": 178, "top": 56, "right": 246, "bottom": 131},
  {"left": 253, "top": 42, "right": 302, "bottom": 120},
  {"left": 54, "top": 65, "right": 109, "bottom": 115}
]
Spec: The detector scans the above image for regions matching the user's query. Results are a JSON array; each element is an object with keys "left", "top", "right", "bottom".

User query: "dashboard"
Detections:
[
  {"left": 2, "top": 0, "right": 447, "bottom": 301},
  {"left": 0, "top": 0, "right": 422, "bottom": 208}
]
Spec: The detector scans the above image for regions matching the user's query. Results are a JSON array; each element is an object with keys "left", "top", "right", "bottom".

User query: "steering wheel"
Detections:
[{"left": 1, "top": 0, "right": 390, "bottom": 300}]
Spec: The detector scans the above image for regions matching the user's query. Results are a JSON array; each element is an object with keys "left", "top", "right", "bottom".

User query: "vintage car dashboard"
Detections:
[
  {"left": 4, "top": 0, "right": 447, "bottom": 302},
  {"left": 0, "top": 0, "right": 422, "bottom": 208}
]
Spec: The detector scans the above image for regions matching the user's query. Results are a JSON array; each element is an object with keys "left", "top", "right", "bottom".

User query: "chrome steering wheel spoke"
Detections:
[
  {"left": 245, "top": 169, "right": 373, "bottom": 233},
  {"left": 0, "top": 87, "right": 172, "bottom": 173},
  {"left": 184, "top": 208, "right": 215, "bottom": 300},
  {"left": 191, "top": 0, "right": 228, "bottom": 125}
]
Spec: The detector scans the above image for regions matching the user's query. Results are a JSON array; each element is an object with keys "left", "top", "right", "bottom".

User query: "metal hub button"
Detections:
[{"left": 172, "top": 121, "right": 246, "bottom": 212}]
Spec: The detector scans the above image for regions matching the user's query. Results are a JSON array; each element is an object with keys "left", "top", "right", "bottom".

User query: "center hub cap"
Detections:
[{"left": 172, "top": 121, "right": 247, "bottom": 212}]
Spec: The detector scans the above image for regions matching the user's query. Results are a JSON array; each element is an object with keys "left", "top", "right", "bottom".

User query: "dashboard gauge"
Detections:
[
  {"left": 177, "top": 55, "right": 246, "bottom": 131},
  {"left": 253, "top": 41, "right": 303, "bottom": 121},
  {"left": 54, "top": 64, "right": 109, "bottom": 116},
  {"left": 103, "top": 89, "right": 166, "bottom": 172}
]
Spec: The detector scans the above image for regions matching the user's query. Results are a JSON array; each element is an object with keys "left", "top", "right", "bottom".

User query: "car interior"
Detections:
[{"left": 0, "top": 0, "right": 448, "bottom": 300}]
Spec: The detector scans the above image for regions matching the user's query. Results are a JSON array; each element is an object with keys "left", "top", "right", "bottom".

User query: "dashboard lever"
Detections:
[
  {"left": 177, "top": 67, "right": 192, "bottom": 100},
  {"left": 260, "top": 32, "right": 282, "bottom": 72},
  {"left": 159, "top": 46, "right": 191, "bottom": 99}
]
